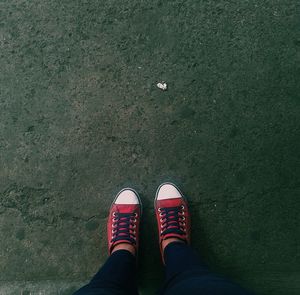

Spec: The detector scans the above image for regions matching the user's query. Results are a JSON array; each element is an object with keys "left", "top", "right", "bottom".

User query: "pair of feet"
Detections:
[{"left": 107, "top": 182, "right": 190, "bottom": 263}]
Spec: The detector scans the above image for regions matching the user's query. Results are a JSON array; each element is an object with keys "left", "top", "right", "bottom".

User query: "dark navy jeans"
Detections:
[{"left": 74, "top": 242, "right": 253, "bottom": 295}]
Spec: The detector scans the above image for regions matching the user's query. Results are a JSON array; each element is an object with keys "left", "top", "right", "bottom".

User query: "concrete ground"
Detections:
[{"left": 1, "top": 0, "right": 299, "bottom": 294}]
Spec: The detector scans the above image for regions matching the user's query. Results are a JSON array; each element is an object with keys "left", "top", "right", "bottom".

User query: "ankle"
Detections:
[
  {"left": 111, "top": 243, "right": 136, "bottom": 256},
  {"left": 162, "top": 237, "right": 185, "bottom": 253}
]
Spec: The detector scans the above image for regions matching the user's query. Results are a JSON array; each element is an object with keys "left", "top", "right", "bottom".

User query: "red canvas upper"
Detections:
[
  {"left": 107, "top": 203, "right": 141, "bottom": 255},
  {"left": 155, "top": 196, "right": 190, "bottom": 260}
]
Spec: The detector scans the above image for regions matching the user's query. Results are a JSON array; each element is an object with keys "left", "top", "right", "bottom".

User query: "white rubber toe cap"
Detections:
[
  {"left": 156, "top": 183, "right": 183, "bottom": 200},
  {"left": 114, "top": 189, "right": 140, "bottom": 204}
]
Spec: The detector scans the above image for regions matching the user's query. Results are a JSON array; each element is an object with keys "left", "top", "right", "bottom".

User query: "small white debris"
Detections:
[{"left": 157, "top": 81, "right": 168, "bottom": 91}]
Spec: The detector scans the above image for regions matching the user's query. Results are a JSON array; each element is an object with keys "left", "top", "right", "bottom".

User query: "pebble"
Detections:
[{"left": 157, "top": 82, "right": 168, "bottom": 91}]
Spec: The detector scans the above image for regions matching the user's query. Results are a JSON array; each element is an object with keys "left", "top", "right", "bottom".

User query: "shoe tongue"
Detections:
[{"left": 158, "top": 198, "right": 183, "bottom": 208}]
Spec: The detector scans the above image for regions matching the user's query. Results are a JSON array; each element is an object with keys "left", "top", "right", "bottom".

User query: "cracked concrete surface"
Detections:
[{"left": 1, "top": 0, "right": 300, "bottom": 294}]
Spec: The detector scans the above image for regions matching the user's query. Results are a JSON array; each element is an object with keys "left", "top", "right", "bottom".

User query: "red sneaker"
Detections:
[
  {"left": 154, "top": 182, "right": 190, "bottom": 261},
  {"left": 107, "top": 188, "right": 142, "bottom": 255}
]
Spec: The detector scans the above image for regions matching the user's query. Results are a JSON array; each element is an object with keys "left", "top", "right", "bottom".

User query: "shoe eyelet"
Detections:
[
  {"left": 160, "top": 218, "right": 164, "bottom": 222},
  {"left": 112, "top": 212, "right": 117, "bottom": 217},
  {"left": 158, "top": 208, "right": 161, "bottom": 212},
  {"left": 182, "top": 217, "right": 185, "bottom": 221},
  {"left": 134, "top": 213, "right": 138, "bottom": 217},
  {"left": 181, "top": 205, "right": 185, "bottom": 210},
  {"left": 133, "top": 224, "right": 136, "bottom": 228},
  {"left": 159, "top": 212, "right": 163, "bottom": 217},
  {"left": 134, "top": 218, "right": 137, "bottom": 223},
  {"left": 160, "top": 230, "right": 163, "bottom": 234}
]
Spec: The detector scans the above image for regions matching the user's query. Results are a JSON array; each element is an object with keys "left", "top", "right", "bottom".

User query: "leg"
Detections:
[
  {"left": 164, "top": 241, "right": 209, "bottom": 282},
  {"left": 74, "top": 249, "right": 138, "bottom": 295},
  {"left": 161, "top": 242, "right": 252, "bottom": 295},
  {"left": 154, "top": 183, "right": 253, "bottom": 295},
  {"left": 74, "top": 188, "right": 142, "bottom": 295}
]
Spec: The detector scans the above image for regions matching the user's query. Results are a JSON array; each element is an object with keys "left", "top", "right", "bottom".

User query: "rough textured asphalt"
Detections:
[{"left": 0, "top": 0, "right": 299, "bottom": 294}]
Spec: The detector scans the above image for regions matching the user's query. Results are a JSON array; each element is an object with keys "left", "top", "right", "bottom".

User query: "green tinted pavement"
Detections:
[{"left": 0, "top": 0, "right": 299, "bottom": 294}]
